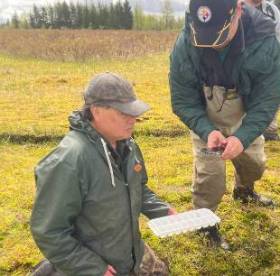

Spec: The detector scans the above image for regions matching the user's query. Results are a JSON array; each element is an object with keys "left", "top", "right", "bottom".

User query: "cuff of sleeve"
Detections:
[
  {"left": 232, "top": 131, "right": 250, "bottom": 150},
  {"left": 200, "top": 127, "right": 217, "bottom": 143}
]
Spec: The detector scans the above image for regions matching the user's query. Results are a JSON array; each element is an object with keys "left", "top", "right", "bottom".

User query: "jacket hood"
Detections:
[
  {"left": 68, "top": 110, "right": 100, "bottom": 142},
  {"left": 242, "top": 4, "right": 276, "bottom": 45}
]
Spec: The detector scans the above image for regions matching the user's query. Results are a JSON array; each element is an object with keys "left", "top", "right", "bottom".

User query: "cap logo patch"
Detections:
[{"left": 197, "top": 6, "right": 212, "bottom": 23}]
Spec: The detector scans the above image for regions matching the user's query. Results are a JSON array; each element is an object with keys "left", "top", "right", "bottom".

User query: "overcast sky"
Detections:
[{"left": 0, "top": 1, "right": 61, "bottom": 21}]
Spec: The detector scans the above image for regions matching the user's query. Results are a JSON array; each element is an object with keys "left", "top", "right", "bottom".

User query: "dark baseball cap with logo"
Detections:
[
  {"left": 84, "top": 72, "right": 150, "bottom": 117},
  {"left": 188, "top": 0, "right": 237, "bottom": 47}
]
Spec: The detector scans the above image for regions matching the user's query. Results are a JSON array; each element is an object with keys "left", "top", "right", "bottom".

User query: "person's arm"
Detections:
[
  {"left": 169, "top": 30, "right": 217, "bottom": 142},
  {"left": 141, "top": 185, "right": 171, "bottom": 219},
  {"left": 31, "top": 149, "right": 108, "bottom": 276},
  {"left": 233, "top": 37, "right": 280, "bottom": 149},
  {"left": 134, "top": 145, "right": 174, "bottom": 219}
]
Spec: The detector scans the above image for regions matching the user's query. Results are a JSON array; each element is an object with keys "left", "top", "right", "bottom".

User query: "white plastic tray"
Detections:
[{"left": 148, "top": 208, "right": 220, "bottom": 238}]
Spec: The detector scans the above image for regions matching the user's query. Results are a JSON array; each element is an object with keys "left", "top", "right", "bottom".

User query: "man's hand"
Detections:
[
  {"left": 207, "top": 130, "right": 226, "bottom": 149},
  {"left": 221, "top": 136, "right": 244, "bottom": 160},
  {"left": 168, "top": 207, "right": 177, "bottom": 215},
  {"left": 104, "top": 265, "right": 116, "bottom": 276}
]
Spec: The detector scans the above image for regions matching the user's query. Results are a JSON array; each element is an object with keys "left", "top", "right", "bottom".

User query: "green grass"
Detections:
[
  {"left": 0, "top": 143, "right": 50, "bottom": 275},
  {"left": 0, "top": 53, "right": 184, "bottom": 138},
  {"left": 1, "top": 53, "right": 280, "bottom": 275},
  {"left": 138, "top": 137, "right": 280, "bottom": 275}
]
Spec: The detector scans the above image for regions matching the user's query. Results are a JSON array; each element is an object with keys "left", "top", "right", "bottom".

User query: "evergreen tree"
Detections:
[
  {"left": 82, "top": 4, "right": 90, "bottom": 28},
  {"left": 114, "top": 1, "right": 123, "bottom": 29},
  {"left": 76, "top": 3, "right": 84, "bottom": 28},
  {"left": 109, "top": 3, "right": 116, "bottom": 29},
  {"left": 61, "top": 1, "right": 71, "bottom": 28},
  {"left": 122, "top": 0, "right": 133, "bottom": 29},
  {"left": 47, "top": 5, "right": 55, "bottom": 28},
  {"left": 52, "top": 2, "right": 70, "bottom": 28},
  {"left": 89, "top": 4, "right": 98, "bottom": 29},
  {"left": 32, "top": 4, "right": 42, "bottom": 28},
  {"left": 53, "top": 2, "right": 63, "bottom": 28},
  {"left": 40, "top": 7, "right": 48, "bottom": 28},
  {"left": 69, "top": 3, "right": 77, "bottom": 28},
  {"left": 11, "top": 13, "right": 20, "bottom": 28},
  {"left": 98, "top": 3, "right": 110, "bottom": 29},
  {"left": 29, "top": 13, "right": 35, "bottom": 28},
  {"left": 24, "top": 0, "right": 183, "bottom": 31}
]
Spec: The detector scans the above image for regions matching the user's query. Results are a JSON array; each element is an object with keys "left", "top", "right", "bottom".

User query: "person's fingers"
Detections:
[
  {"left": 207, "top": 130, "right": 225, "bottom": 148},
  {"left": 108, "top": 266, "right": 116, "bottom": 274},
  {"left": 168, "top": 207, "right": 177, "bottom": 215},
  {"left": 221, "top": 137, "right": 244, "bottom": 160}
]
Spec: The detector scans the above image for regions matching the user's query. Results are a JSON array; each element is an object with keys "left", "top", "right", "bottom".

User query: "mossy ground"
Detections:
[{"left": 0, "top": 51, "right": 280, "bottom": 275}]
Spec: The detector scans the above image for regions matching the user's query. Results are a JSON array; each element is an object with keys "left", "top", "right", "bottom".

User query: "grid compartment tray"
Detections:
[{"left": 148, "top": 208, "right": 220, "bottom": 238}]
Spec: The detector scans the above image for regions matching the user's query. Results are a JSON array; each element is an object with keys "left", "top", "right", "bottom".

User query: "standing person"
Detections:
[
  {"left": 170, "top": 0, "right": 280, "bottom": 248},
  {"left": 246, "top": 0, "right": 280, "bottom": 141},
  {"left": 31, "top": 72, "right": 176, "bottom": 276}
]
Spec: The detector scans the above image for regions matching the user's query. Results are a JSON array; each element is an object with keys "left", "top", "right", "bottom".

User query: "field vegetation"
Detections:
[
  {"left": 0, "top": 29, "right": 280, "bottom": 275},
  {"left": 0, "top": 29, "right": 177, "bottom": 61}
]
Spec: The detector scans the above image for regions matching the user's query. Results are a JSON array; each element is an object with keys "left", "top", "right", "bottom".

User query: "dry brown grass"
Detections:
[{"left": 0, "top": 29, "right": 178, "bottom": 61}]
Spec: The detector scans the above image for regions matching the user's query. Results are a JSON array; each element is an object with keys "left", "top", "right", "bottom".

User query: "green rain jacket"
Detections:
[
  {"left": 170, "top": 6, "right": 280, "bottom": 149},
  {"left": 31, "top": 111, "right": 170, "bottom": 276}
]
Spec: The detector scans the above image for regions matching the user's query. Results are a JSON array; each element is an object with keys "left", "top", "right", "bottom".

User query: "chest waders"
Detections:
[{"left": 190, "top": 85, "right": 266, "bottom": 211}]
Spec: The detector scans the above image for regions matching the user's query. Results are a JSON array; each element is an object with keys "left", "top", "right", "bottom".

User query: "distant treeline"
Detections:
[
  {"left": 10, "top": 1, "right": 133, "bottom": 30},
  {"left": 5, "top": 0, "right": 184, "bottom": 31}
]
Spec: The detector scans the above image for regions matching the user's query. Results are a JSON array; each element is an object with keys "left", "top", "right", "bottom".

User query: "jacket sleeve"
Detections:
[
  {"left": 141, "top": 185, "right": 170, "bottom": 219},
  {"left": 233, "top": 37, "right": 280, "bottom": 148},
  {"left": 134, "top": 145, "right": 170, "bottom": 219},
  {"left": 169, "top": 30, "right": 217, "bottom": 142},
  {"left": 30, "top": 149, "right": 108, "bottom": 276}
]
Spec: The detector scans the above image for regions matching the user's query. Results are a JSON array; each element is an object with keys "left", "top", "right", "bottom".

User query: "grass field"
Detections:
[
  {"left": 0, "top": 29, "right": 177, "bottom": 61},
  {"left": 0, "top": 30, "right": 280, "bottom": 276}
]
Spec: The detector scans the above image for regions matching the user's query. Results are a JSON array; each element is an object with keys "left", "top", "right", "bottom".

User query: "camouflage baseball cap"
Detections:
[{"left": 84, "top": 72, "right": 150, "bottom": 117}]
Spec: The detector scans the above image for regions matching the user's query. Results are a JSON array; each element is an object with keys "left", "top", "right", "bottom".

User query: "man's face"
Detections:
[
  {"left": 211, "top": 0, "right": 243, "bottom": 50},
  {"left": 211, "top": 10, "right": 241, "bottom": 49},
  {"left": 91, "top": 106, "right": 137, "bottom": 144}
]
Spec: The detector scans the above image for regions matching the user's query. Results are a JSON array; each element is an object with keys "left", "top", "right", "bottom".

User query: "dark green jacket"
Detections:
[
  {"left": 31, "top": 112, "right": 170, "bottom": 276},
  {"left": 170, "top": 7, "right": 280, "bottom": 149}
]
